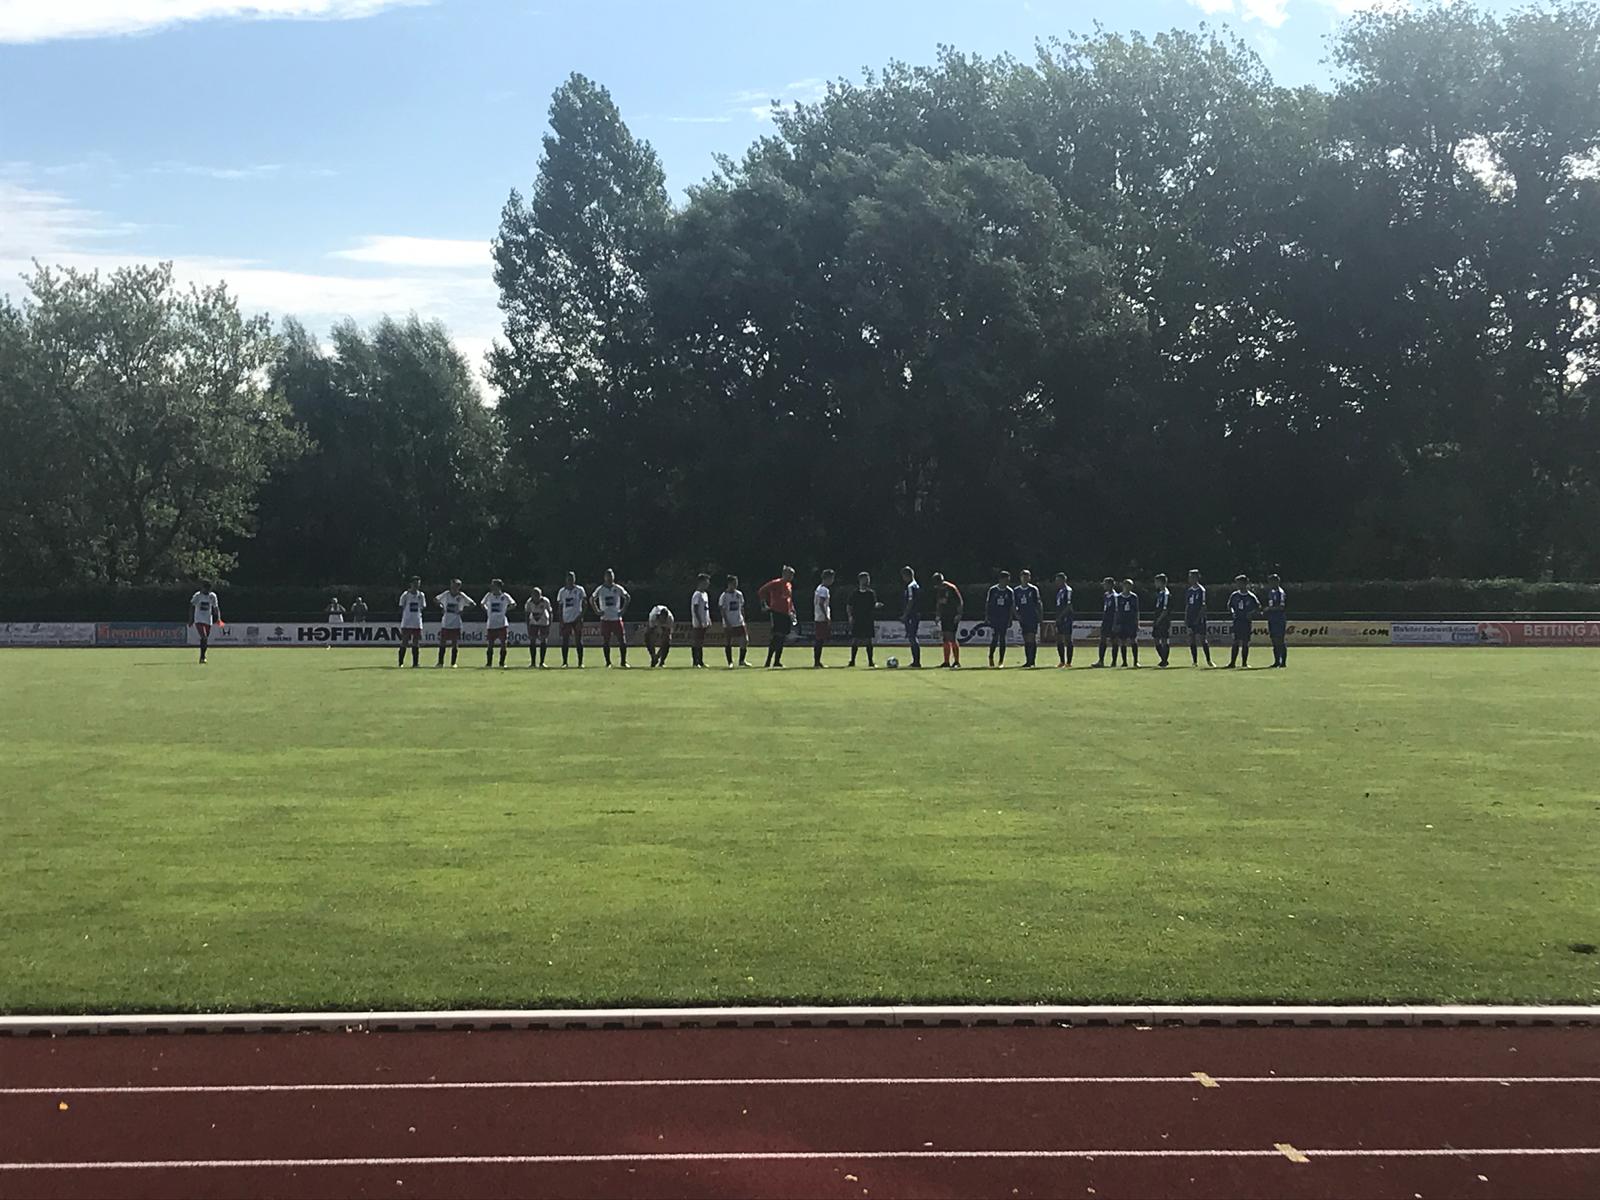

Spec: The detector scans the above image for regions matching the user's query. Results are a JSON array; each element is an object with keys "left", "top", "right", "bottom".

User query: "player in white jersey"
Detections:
[
  {"left": 646, "top": 604, "right": 675, "bottom": 667},
  {"left": 397, "top": 576, "right": 426, "bottom": 667},
  {"left": 434, "top": 579, "right": 475, "bottom": 667},
  {"left": 480, "top": 579, "right": 516, "bottom": 668},
  {"left": 812, "top": 569, "right": 834, "bottom": 668},
  {"left": 590, "top": 568, "right": 631, "bottom": 667},
  {"left": 689, "top": 573, "right": 713, "bottom": 668},
  {"left": 188, "top": 580, "right": 221, "bottom": 664},
  {"left": 554, "top": 571, "right": 588, "bottom": 667},
  {"left": 718, "top": 574, "right": 749, "bottom": 667},
  {"left": 524, "top": 587, "right": 552, "bottom": 668}
]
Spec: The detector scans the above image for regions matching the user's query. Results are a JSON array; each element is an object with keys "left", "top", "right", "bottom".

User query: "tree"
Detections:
[
  {"left": 246, "top": 316, "right": 500, "bottom": 583},
  {"left": 0, "top": 263, "right": 300, "bottom": 585},
  {"left": 490, "top": 73, "right": 673, "bottom": 573}
]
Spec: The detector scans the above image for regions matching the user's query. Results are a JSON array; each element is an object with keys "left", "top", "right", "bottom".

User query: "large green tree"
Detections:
[
  {"left": 246, "top": 316, "right": 500, "bottom": 583},
  {"left": 490, "top": 73, "right": 673, "bottom": 573},
  {"left": 0, "top": 263, "right": 299, "bottom": 585}
]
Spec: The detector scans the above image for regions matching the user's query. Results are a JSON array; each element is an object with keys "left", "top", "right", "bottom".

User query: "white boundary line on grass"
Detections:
[
  {"left": 1, "top": 1004, "right": 1597, "bottom": 1036},
  {"left": 4, "top": 1074, "right": 1599, "bottom": 1096},
  {"left": 3, "top": 1148, "right": 1599, "bottom": 1172}
]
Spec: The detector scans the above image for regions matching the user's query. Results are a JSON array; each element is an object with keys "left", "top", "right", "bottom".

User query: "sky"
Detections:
[{"left": 0, "top": 0, "right": 1514, "bottom": 377}]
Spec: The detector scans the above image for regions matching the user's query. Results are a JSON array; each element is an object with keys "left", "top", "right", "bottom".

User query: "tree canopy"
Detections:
[{"left": 2, "top": 1, "right": 1596, "bottom": 590}]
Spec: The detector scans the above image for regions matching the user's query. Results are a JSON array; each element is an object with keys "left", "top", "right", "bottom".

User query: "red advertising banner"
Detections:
[{"left": 1475, "top": 621, "right": 1600, "bottom": 646}]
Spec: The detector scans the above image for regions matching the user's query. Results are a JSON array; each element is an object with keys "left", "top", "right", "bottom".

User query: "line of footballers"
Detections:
[{"left": 311, "top": 566, "right": 1291, "bottom": 671}]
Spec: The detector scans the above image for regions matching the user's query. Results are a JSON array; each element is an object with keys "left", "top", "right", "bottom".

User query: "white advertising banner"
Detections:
[
  {"left": 1390, "top": 622, "right": 1486, "bottom": 646},
  {"left": 0, "top": 621, "right": 96, "bottom": 646}
]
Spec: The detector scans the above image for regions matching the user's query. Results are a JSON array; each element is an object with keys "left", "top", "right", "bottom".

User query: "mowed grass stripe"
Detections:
[{"left": 2, "top": 647, "right": 1597, "bottom": 1011}]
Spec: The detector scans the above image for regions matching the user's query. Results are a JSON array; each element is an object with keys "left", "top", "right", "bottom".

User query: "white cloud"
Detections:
[
  {"left": 0, "top": 178, "right": 499, "bottom": 379},
  {"left": 1187, "top": 0, "right": 1236, "bottom": 14},
  {"left": 330, "top": 235, "right": 489, "bottom": 269},
  {"left": 1314, "top": 0, "right": 1409, "bottom": 13},
  {"left": 1241, "top": 0, "right": 1289, "bottom": 27},
  {"left": 151, "top": 161, "right": 286, "bottom": 181},
  {"left": 0, "top": 0, "right": 428, "bottom": 43},
  {"left": 736, "top": 78, "right": 830, "bottom": 122}
]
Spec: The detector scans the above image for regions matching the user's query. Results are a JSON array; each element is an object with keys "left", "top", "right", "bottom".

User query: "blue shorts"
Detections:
[
  {"left": 1186, "top": 615, "right": 1207, "bottom": 633},
  {"left": 1116, "top": 622, "right": 1138, "bottom": 640},
  {"left": 1232, "top": 621, "right": 1253, "bottom": 642},
  {"left": 1268, "top": 619, "right": 1287, "bottom": 637},
  {"left": 1018, "top": 618, "right": 1040, "bottom": 636},
  {"left": 1100, "top": 619, "right": 1116, "bottom": 636},
  {"left": 986, "top": 615, "right": 1011, "bottom": 633}
]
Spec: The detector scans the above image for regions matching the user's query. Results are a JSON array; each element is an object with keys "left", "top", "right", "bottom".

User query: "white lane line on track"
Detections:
[
  {"left": 4, "top": 1075, "right": 1598, "bottom": 1096},
  {"left": 3, "top": 1148, "right": 1599, "bottom": 1171}
]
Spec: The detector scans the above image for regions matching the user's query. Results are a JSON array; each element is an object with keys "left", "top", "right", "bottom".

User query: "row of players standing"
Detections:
[{"left": 374, "top": 566, "right": 1289, "bottom": 671}]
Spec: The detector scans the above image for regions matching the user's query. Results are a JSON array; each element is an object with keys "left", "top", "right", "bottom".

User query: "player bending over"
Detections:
[
  {"left": 1185, "top": 569, "right": 1212, "bottom": 666},
  {"left": 1151, "top": 574, "right": 1172, "bottom": 667},
  {"left": 1117, "top": 578, "right": 1140, "bottom": 667},
  {"left": 846, "top": 572, "right": 877, "bottom": 667},
  {"left": 813, "top": 569, "right": 834, "bottom": 668},
  {"left": 435, "top": 580, "right": 475, "bottom": 667},
  {"left": 646, "top": 604, "right": 675, "bottom": 667},
  {"left": 481, "top": 579, "right": 515, "bottom": 668},
  {"left": 189, "top": 580, "right": 221, "bottom": 664},
  {"left": 525, "top": 587, "right": 552, "bottom": 667},
  {"left": 1265, "top": 573, "right": 1289, "bottom": 668},
  {"left": 933, "top": 572, "right": 963, "bottom": 667},
  {"left": 1226, "top": 574, "right": 1261, "bottom": 668},
  {"left": 1053, "top": 573, "right": 1074, "bottom": 667},
  {"left": 986, "top": 570, "right": 1015, "bottom": 667},
  {"left": 556, "top": 572, "right": 587, "bottom": 667},
  {"left": 592, "top": 569, "right": 631, "bottom": 667},
  {"left": 1094, "top": 577, "right": 1118, "bottom": 667},
  {"left": 1015, "top": 569, "right": 1042, "bottom": 667},
  {"left": 758, "top": 566, "right": 797, "bottom": 668},
  {"left": 690, "top": 574, "right": 712, "bottom": 668},
  {"left": 398, "top": 576, "right": 425, "bottom": 667}
]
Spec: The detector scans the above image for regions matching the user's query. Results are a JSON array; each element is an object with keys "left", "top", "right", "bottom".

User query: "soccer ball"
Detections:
[{"left": 885, "top": 656, "right": 900, "bottom": 669}]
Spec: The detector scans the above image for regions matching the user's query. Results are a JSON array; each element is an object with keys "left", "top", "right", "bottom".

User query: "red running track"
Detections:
[{"left": 2, "top": 1026, "right": 1598, "bottom": 1199}]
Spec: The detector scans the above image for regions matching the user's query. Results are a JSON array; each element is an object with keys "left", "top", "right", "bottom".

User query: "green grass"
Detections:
[{"left": 3, "top": 646, "right": 1597, "bottom": 1013}]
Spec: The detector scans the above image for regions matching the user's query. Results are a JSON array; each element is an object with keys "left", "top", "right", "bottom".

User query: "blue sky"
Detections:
[{"left": 0, "top": 0, "right": 1512, "bottom": 373}]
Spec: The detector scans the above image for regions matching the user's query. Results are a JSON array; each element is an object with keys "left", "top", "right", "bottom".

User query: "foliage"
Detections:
[{"left": 0, "top": 264, "right": 299, "bottom": 584}]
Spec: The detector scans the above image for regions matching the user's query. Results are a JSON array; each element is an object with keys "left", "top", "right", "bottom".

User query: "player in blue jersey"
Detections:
[
  {"left": 1226, "top": 574, "right": 1261, "bottom": 668},
  {"left": 900, "top": 566, "right": 922, "bottom": 668},
  {"left": 1265, "top": 573, "right": 1289, "bottom": 668},
  {"left": 1094, "top": 577, "right": 1118, "bottom": 666},
  {"left": 1053, "top": 572, "right": 1074, "bottom": 667},
  {"left": 1150, "top": 573, "right": 1173, "bottom": 667},
  {"left": 1185, "top": 569, "right": 1212, "bottom": 666},
  {"left": 985, "top": 569, "right": 1016, "bottom": 667},
  {"left": 1116, "top": 578, "right": 1140, "bottom": 667},
  {"left": 1014, "top": 569, "right": 1043, "bottom": 667}
]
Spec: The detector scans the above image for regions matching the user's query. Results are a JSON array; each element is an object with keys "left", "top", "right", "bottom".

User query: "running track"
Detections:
[{"left": 3, "top": 1026, "right": 1598, "bottom": 1198}]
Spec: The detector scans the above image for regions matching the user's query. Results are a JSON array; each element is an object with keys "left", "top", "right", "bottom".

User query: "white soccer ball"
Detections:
[{"left": 885, "top": 656, "right": 900, "bottom": 669}]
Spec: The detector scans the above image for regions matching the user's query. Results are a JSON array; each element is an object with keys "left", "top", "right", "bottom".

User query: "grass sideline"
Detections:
[{"left": 3, "top": 647, "right": 1597, "bottom": 1013}]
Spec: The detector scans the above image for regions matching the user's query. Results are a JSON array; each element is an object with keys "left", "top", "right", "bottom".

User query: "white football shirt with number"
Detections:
[
  {"left": 593, "top": 583, "right": 628, "bottom": 620},
  {"left": 556, "top": 585, "right": 586, "bottom": 623},
  {"left": 481, "top": 591, "right": 514, "bottom": 629},
  {"left": 436, "top": 591, "right": 469, "bottom": 630},
  {"left": 649, "top": 604, "right": 674, "bottom": 628},
  {"left": 526, "top": 596, "right": 552, "bottom": 626},
  {"left": 691, "top": 589, "right": 711, "bottom": 628},
  {"left": 398, "top": 589, "right": 426, "bottom": 630},
  {"left": 190, "top": 591, "right": 219, "bottom": 625},
  {"left": 719, "top": 590, "right": 746, "bottom": 628},
  {"left": 814, "top": 584, "right": 831, "bottom": 622}
]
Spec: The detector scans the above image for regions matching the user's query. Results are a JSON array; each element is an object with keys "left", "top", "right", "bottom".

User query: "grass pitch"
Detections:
[{"left": 3, "top": 646, "right": 1597, "bottom": 1013}]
